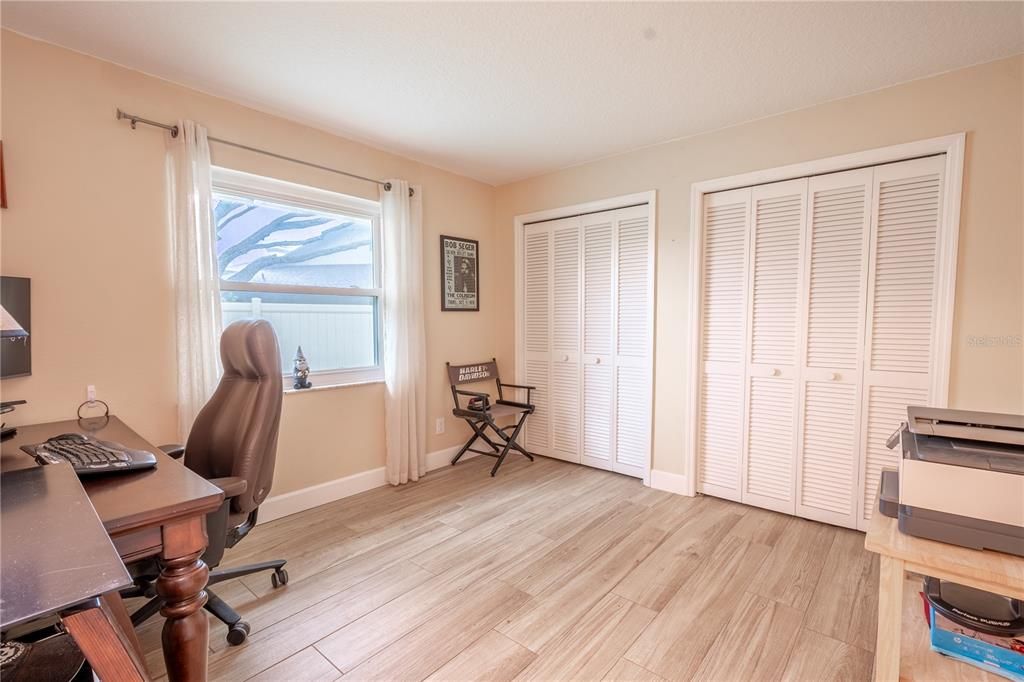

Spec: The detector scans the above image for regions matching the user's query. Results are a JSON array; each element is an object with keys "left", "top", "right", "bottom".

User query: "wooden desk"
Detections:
[
  {"left": 1, "top": 464, "right": 149, "bottom": 681},
  {"left": 2, "top": 417, "right": 224, "bottom": 682},
  {"left": 864, "top": 507, "right": 1024, "bottom": 681}
]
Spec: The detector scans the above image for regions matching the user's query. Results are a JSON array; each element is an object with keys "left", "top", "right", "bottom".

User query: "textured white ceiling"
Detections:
[{"left": 3, "top": 2, "right": 1022, "bottom": 185}]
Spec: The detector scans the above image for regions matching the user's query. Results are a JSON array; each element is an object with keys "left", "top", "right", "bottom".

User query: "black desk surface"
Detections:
[{"left": 0, "top": 464, "right": 132, "bottom": 630}]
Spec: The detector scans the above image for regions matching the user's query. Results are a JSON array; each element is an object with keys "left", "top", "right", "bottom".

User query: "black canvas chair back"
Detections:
[{"left": 446, "top": 359, "right": 536, "bottom": 476}]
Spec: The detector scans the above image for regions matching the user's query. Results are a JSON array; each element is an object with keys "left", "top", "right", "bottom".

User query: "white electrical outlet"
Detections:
[
  {"left": 87, "top": 385, "right": 97, "bottom": 402},
  {"left": 435, "top": 417, "right": 445, "bottom": 435}
]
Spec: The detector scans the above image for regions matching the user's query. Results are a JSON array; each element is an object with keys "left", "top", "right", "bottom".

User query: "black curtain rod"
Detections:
[{"left": 116, "top": 109, "right": 413, "bottom": 196}]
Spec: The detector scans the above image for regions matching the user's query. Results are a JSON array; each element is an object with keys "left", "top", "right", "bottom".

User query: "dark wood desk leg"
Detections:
[
  {"left": 157, "top": 516, "right": 210, "bottom": 682},
  {"left": 62, "top": 594, "right": 150, "bottom": 681}
]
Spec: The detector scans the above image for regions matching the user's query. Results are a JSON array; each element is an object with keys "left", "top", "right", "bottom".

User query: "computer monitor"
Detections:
[{"left": 1, "top": 276, "right": 31, "bottom": 378}]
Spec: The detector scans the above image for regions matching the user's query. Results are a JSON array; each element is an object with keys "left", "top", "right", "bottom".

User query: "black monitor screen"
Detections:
[{"left": 1, "top": 276, "right": 31, "bottom": 378}]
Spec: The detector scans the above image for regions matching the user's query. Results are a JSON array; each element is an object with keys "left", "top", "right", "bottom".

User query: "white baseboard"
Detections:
[
  {"left": 650, "top": 469, "right": 693, "bottom": 497},
  {"left": 259, "top": 465, "right": 387, "bottom": 523},
  {"left": 426, "top": 444, "right": 477, "bottom": 471},
  {"left": 259, "top": 444, "right": 478, "bottom": 524}
]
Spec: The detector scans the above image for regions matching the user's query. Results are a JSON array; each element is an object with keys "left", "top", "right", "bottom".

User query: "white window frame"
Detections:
[{"left": 212, "top": 167, "right": 384, "bottom": 388}]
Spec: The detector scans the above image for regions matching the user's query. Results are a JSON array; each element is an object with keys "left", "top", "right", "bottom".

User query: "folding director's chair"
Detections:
[{"left": 446, "top": 359, "right": 536, "bottom": 476}]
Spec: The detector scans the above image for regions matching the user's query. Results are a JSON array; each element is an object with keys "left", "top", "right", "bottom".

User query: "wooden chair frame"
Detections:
[{"left": 447, "top": 359, "right": 536, "bottom": 476}]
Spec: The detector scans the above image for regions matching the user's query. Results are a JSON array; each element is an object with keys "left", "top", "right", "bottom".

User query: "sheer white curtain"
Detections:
[
  {"left": 168, "top": 120, "right": 222, "bottom": 440},
  {"left": 382, "top": 180, "right": 427, "bottom": 485}
]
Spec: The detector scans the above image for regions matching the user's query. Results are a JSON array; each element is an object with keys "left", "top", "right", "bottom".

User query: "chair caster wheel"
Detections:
[
  {"left": 271, "top": 568, "right": 289, "bottom": 588},
  {"left": 226, "top": 621, "right": 250, "bottom": 646}
]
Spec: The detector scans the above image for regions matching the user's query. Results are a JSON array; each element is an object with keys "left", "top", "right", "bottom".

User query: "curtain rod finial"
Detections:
[
  {"left": 117, "top": 108, "right": 138, "bottom": 130},
  {"left": 381, "top": 182, "right": 414, "bottom": 197}
]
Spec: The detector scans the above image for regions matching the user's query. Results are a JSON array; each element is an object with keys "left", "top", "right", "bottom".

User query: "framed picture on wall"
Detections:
[{"left": 440, "top": 235, "right": 479, "bottom": 311}]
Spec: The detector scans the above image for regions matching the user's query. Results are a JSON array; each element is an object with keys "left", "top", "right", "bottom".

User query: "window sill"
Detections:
[
  {"left": 282, "top": 367, "right": 384, "bottom": 394},
  {"left": 284, "top": 379, "right": 384, "bottom": 395}
]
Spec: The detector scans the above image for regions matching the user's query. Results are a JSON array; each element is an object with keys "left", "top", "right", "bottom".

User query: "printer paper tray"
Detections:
[{"left": 899, "top": 504, "right": 1024, "bottom": 557}]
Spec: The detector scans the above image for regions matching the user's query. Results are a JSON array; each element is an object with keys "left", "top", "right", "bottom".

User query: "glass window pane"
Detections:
[
  {"left": 220, "top": 291, "right": 378, "bottom": 373},
  {"left": 213, "top": 193, "right": 374, "bottom": 289}
]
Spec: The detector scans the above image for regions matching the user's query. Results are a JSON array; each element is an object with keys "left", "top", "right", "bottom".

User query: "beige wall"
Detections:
[
  {"left": 0, "top": 31, "right": 498, "bottom": 495},
  {"left": 4, "top": 30, "right": 1021, "bottom": 494},
  {"left": 494, "top": 55, "right": 1024, "bottom": 479}
]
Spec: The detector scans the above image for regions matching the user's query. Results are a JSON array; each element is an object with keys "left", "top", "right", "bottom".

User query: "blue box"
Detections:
[{"left": 930, "top": 605, "right": 1024, "bottom": 681}]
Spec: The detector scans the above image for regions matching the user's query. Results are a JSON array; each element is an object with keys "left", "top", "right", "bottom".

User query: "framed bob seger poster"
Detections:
[{"left": 440, "top": 235, "right": 479, "bottom": 311}]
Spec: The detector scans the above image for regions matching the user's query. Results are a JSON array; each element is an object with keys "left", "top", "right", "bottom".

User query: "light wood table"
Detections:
[{"left": 864, "top": 507, "right": 1024, "bottom": 681}]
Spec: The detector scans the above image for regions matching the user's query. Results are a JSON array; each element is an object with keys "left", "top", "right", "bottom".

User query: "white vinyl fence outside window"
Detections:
[{"left": 221, "top": 299, "right": 375, "bottom": 374}]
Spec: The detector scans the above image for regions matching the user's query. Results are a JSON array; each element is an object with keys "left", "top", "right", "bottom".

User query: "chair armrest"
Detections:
[
  {"left": 454, "top": 389, "right": 490, "bottom": 410},
  {"left": 496, "top": 399, "right": 533, "bottom": 410},
  {"left": 455, "top": 389, "right": 490, "bottom": 398},
  {"left": 499, "top": 382, "right": 536, "bottom": 391},
  {"left": 498, "top": 382, "right": 534, "bottom": 404},
  {"left": 208, "top": 476, "right": 248, "bottom": 499},
  {"left": 158, "top": 444, "right": 185, "bottom": 460}
]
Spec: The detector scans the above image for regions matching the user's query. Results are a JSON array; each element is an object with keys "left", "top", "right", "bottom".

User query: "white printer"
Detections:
[{"left": 879, "top": 406, "right": 1024, "bottom": 556}]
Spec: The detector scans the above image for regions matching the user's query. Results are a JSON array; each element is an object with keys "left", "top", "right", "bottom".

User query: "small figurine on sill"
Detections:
[{"left": 293, "top": 346, "right": 312, "bottom": 390}]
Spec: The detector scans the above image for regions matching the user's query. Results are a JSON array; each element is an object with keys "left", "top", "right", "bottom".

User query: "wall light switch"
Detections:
[{"left": 435, "top": 417, "right": 445, "bottom": 435}]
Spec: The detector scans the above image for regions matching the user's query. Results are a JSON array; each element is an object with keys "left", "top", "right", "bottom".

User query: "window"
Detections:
[{"left": 212, "top": 167, "right": 383, "bottom": 387}]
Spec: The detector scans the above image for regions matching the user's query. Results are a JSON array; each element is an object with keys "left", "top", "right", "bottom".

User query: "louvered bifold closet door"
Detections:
[
  {"left": 697, "top": 188, "right": 751, "bottom": 501},
  {"left": 858, "top": 155, "right": 945, "bottom": 530},
  {"left": 523, "top": 223, "right": 552, "bottom": 455},
  {"left": 549, "top": 218, "right": 583, "bottom": 463},
  {"left": 741, "top": 179, "right": 807, "bottom": 514},
  {"left": 795, "top": 168, "right": 872, "bottom": 529},
  {"left": 581, "top": 211, "right": 615, "bottom": 471},
  {"left": 613, "top": 205, "right": 653, "bottom": 478}
]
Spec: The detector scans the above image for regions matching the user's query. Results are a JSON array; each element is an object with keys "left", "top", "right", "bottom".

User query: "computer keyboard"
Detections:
[{"left": 22, "top": 433, "right": 158, "bottom": 476}]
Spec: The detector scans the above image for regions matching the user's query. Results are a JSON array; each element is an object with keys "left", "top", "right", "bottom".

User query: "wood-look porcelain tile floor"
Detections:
[{"left": 133, "top": 455, "right": 879, "bottom": 681}]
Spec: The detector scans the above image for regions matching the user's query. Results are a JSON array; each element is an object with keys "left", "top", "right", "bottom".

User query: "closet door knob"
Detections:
[
  {"left": 595, "top": 357, "right": 602, "bottom": 365},
  {"left": 831, "top": 372, "right": 841, "bottom": 381},
  {"left": 771, "top": 368, "right": 781, "bottom": 377},
  {"left": 562, "top": 354, "right": 569, "bottom": 362}
]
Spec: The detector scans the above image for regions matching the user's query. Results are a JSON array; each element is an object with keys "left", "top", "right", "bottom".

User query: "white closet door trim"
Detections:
[
  {"left": 685, "top": 133, "right": 964, "bottom": 497},
  {"left": 514, "top": 191, "right": 657, "bottom": 484}
]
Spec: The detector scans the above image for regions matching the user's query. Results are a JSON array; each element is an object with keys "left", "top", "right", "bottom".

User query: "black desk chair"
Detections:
[
  {"left": 125, "top": 319, "right": 288, "bottom": 646},
  {"left": 447, "top": 359, "right": 536, "bottom": 476}
]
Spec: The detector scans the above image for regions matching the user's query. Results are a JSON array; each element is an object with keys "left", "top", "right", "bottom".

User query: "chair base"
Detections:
[
  {"left": 125, "top": 559, "right": 287, "bottom": 646},
  {"left": 451, "top": 416, "right": 534, "bottom": 476}
]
